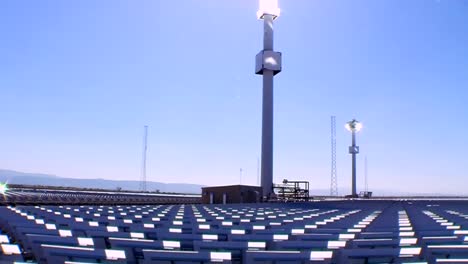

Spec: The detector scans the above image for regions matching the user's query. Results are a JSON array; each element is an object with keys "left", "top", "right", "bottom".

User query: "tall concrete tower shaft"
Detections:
[{"left": 256, "top": 1, "right": 282, "bottom": 199}]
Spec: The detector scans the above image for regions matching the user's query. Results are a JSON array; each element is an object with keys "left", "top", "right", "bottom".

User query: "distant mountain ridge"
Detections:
[
  {"left": 0, "top": 169, "right": 456, "bottom": 197},
  {"left": 0, "top": 169, "right": 204, "bottom": 194}
]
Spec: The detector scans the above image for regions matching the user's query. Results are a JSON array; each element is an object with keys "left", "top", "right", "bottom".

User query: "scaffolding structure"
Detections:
[{"left": 273, "top": 179, "right": 310, "bottom": 202}]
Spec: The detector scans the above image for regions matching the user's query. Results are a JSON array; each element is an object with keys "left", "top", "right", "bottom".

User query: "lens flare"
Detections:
[{"left": 0, "top": 183, "right": 8, "bottom": 195}]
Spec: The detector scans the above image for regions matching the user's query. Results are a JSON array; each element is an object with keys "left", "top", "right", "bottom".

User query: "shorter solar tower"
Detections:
[{"left": 345, "top": 119, "right": 362, "bottom": 197}]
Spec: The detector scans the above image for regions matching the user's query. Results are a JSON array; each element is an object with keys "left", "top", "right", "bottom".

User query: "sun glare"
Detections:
[{"left": 0, "top": 183, "right": 8, "bottom": 195}]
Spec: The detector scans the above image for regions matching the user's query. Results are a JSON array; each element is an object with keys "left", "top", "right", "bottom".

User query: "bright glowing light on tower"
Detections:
[
  {"left": 345, "top": 119, "right": 362, "bottom": 132},
  {"left": 257, "top": 0, "right": 280, "bottom": 19},
  {"left": 0, "top": 183, "right": 8, "bottom": 195}
]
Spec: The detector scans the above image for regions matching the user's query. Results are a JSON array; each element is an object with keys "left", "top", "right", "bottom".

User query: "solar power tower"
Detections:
[
  {"left": 346, "top": 119, "right": 362, "bottom": 197},
  {"left": 256, "top": 0, "right": 282, "bottom": 199}
]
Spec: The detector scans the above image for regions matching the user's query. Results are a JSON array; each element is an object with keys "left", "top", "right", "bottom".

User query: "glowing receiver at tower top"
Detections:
[{"left": 257, "top": 0, "right": 281, "bottom": 19}]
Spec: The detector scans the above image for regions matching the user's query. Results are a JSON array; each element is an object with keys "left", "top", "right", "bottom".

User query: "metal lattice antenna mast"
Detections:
[
  {"left": 140, "top": 125, "right": 148, "bottom": 192},
  {"left": 365, "top": 156, "right": 368, "bottom": 192},
  {"left": 330, "top": 116, "right": 338, "bottom": 196},
  {"left": 240, "top": 168, "right": 243, "bottom": 185}
]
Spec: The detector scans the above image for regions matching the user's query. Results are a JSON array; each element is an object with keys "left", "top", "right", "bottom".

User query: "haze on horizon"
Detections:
[{"left": 1, "top": 0, "right": 467, "bottom": 195}]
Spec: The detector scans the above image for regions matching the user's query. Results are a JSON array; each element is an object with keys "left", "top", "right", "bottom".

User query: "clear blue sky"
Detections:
[{"left": 1, "top": 0, "right": 467, "bottom": 194}]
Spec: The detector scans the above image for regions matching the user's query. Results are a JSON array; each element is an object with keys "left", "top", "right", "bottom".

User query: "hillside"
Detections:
[{"left": 0, "top": 169, "right": 204, "bottom": 194}]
